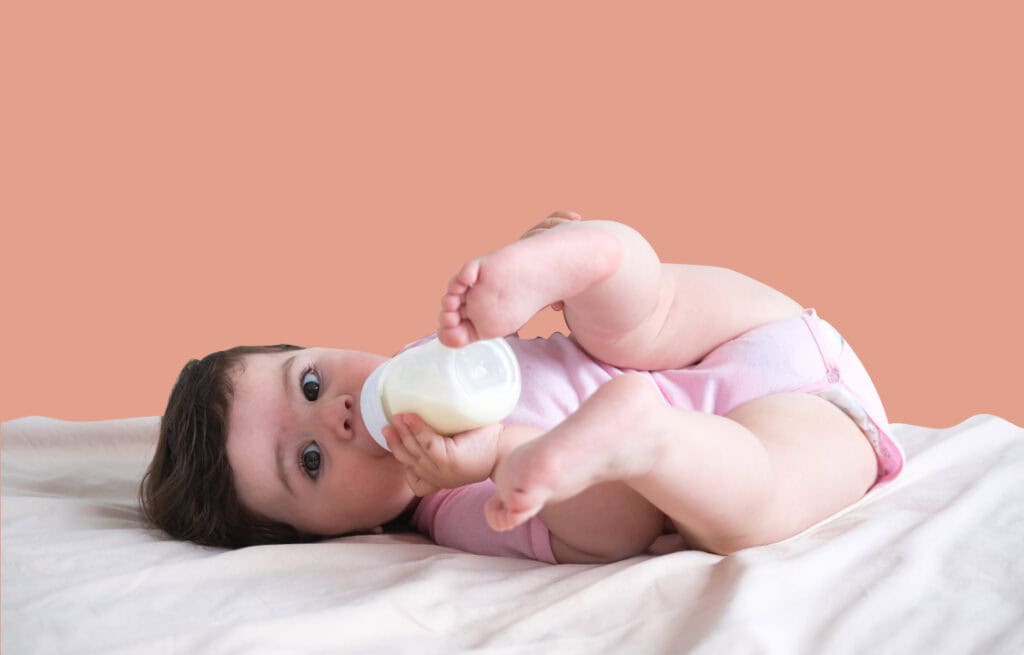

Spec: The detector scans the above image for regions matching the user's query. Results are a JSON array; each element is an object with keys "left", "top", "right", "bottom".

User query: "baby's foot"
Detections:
[
  {"left": 438, "top": 212, "right": 620, "bottom": 347},
  {"left": 484, "top": 374, "right": 665, "bottom": 531},
  {"left": 520, "top": 211, "right": 581, "bottom": 313}
]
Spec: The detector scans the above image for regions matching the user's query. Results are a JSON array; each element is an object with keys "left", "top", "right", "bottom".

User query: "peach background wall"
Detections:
[{"left": 3, "top": 2, "right": 1021, "bottom": 428}]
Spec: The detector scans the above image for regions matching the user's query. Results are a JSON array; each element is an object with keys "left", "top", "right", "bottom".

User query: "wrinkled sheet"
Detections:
[{"left": 3, "top": 414, "right": 1023, "bottom": 654}]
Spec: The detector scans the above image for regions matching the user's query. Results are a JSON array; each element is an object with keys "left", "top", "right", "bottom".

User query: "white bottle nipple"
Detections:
[{"left": 360, "top": 362, "right": 393, "bottom": 451}]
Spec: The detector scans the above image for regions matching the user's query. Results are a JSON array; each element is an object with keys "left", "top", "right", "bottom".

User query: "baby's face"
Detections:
[{"left": 225, "top": 348, "right": 415, "bottom": 536}]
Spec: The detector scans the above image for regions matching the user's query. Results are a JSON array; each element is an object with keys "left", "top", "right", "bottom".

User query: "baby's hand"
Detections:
[{"left": 383, "top": 414, "right": 502, "bottom": 496}]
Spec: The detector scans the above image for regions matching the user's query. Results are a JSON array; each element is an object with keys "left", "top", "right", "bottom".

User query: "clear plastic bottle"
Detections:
[{"left": 360, "top": 337, "right": 521, "bottom": 451}]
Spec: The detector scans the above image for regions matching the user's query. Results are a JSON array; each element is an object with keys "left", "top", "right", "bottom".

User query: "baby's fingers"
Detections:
[
  {"left": 401, "top": 414, "right": 449, "bottom": 461},
  {"left": 547, "top": 210, "right": 583, "bottom": 221},
  {"left": 384, "top": 420, "right": 426, "bottom": 465},
  {"left": 385, "top": 423, "right": 439, "bottom": 495},
  {"left": 389, "top": 415, "right": 444, "bottom": 471},
  {"left": 520, "top": 211, "right": 583, "bottom": 240},
  {"left": 382, "top": 425, "right": 412, "bottom": 464}
]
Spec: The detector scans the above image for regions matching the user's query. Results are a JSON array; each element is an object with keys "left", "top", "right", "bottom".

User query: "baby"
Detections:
[{"left": 141, "top": 212, "right": 903, "bottom": 564}]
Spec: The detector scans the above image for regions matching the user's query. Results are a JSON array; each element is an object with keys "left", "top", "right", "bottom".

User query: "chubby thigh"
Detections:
[
  {"left": 715, "top": 391, "right": 879, "bottom": 546},
  {"left": 567, "top": 261, "right": 805, "bottom": 373},
  {"left": 657, "top": 390, "right": 879, "bottom": 555},
  {"left": 534, "top": 387, "right": 879, "bottom": 562}
]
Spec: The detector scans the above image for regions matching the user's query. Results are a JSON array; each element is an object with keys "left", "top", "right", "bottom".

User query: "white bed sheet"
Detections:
[{"left": 3, "top": 414, "right": 1023, "bottom": 654}]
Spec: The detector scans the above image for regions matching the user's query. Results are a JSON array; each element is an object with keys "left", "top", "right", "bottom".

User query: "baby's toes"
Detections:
[
  {"left": 487, "top": 461, "right": 552, "bottom": 531},
  {"left": 484, "top": 493, "right": 542, "bottom": 532},
  {"left": 438, "top": 317, "right": 477, "bottom": 348},
  {"left": 440, "top": 292, "right": 463, "bottom": 314},
  {"left": 439, "top": 293, "right": 465, "bottom": 329},
  {"left": 438, "top": 260, "right": 484, "bottom": 346},
  {"left": 450, "top": 259, "right": 481, "bottom": 292}
]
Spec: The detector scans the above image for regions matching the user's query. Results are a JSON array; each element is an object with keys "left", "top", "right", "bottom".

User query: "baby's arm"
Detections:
[
  {"left": 384, "top": 415, "right": 502, "bottom": 495},
  {"left": 384, "top": 414, "right": 544, "bottom": 495}
]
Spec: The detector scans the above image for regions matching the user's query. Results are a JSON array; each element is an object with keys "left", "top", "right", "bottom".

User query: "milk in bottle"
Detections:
[{"left": 360, "top": 337, "right": 521, "bottom": 451}]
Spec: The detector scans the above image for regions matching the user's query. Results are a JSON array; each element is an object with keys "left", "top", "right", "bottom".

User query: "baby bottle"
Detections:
[{"left": 360, "top": 337, "right": 522, "bottom": 451}]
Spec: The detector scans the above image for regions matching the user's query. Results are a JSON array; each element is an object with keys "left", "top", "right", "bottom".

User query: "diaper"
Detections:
[{"left": 798, "top": 310, "right": 905, "bottom": 486}]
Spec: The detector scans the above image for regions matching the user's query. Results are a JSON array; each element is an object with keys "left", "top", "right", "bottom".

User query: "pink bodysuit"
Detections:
[{"left": 410, "top": 308, "right": 904, "bottom": 564}]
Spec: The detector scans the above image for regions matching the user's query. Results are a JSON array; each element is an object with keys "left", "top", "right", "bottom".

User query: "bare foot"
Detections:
[
  {"left": 437, "top": 212, "right": 621, "bottom": 347},
  {"left": 484, "top": 374, "right": 665, "bottom": 531},
  {"left": 520, "top": 211, "right": 581, "bottom": 313}
]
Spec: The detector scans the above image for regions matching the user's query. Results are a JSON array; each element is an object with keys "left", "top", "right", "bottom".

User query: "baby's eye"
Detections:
[
  {"left": 300, "top": 442, "right": 322, "bottom": 479},
  {"left": 301, "top": 368, "right": 321, "bottom": 401}
]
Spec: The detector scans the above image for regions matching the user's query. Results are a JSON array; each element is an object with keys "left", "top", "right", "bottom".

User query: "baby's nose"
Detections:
[{"left": 334, "top": 395, "right": 356, "bottom": 438}]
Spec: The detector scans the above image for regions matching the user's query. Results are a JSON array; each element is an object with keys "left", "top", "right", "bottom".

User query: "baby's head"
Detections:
[{"left": 140, "top": 345, "right": 416, "bottom": 548}]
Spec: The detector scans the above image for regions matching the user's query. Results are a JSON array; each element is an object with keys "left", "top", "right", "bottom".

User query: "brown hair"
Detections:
[{"left": 139, "top": 344, "right": 318, "bottom": 548}]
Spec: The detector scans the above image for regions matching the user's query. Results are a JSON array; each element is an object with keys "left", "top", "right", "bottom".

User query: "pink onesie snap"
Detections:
[{"left": 410, "top": 308, "right": 904, "bottom": 564}]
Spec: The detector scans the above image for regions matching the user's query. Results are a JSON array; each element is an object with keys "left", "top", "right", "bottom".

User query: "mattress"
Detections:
[{"left": 3, "top": 414, "right": 1023, "bottom": 654}]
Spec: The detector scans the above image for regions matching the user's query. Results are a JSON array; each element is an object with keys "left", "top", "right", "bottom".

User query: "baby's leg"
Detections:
[
  {"left": 487, "top": 375, "right": 878, "bottom": 561},
  {"left": 440, "top": 213, "right": 803, "bottom": 370},
  {"left": 438, "top": 214, "right": 628, "bottom": 348}
]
